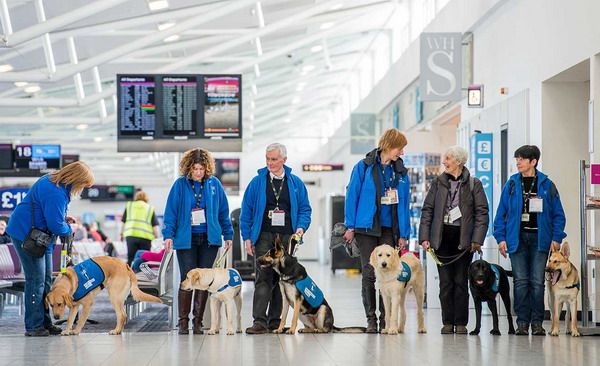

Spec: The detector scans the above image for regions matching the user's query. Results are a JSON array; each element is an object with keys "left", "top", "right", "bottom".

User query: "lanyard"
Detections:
[
  {"left": 447, "top": 181, "right": 462, "bottom": 211},
  {"left": 190, "top": 179, "right": 204, "bottom": 208},
  {"left": 521, "top": 176, "right": 536, "bottom": 200},
  {"left": 269, "top": 175, "right": 284, "bottom": 208},
  {"left": 379, "top": 163, "right": 397, "bottom": 190}
]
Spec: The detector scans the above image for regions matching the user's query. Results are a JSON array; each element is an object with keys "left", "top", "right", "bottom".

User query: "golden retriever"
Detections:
[
  {"left": 46, "top": 256, "right": 162, "bottom": 335},
  {"left": 545, "top": 242, "right": 580, "bottom": 337},
  {"left": 180, "top": 268, "right": 242, "bottom": 335},
  {"left": 370, "top": 244, "right": 426, "bottom": 334}
]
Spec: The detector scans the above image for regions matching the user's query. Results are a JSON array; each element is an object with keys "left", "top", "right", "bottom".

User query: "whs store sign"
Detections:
[{"left": 420, "top": 33, "right": 462, "bottom": 102}]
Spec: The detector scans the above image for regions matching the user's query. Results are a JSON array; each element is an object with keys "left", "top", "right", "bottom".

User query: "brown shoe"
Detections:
[
  {"left": 246, "top": 323, "right": 269, "bottom": 334},
  {"left": 178, "top": 289, "right": 193, "bottom": 335},
  {"left": 455, "top": 325, "right": 468, "bottom": 334},
  {"left": 441, "top": 325, "right": 454, "bottom": 334}
]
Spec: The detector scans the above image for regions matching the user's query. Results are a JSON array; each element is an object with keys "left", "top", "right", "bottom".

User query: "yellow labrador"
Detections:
[
  {"left": 181, "top": 268, "right": 242, "bottom": 335},
  {"left": 370, "top": 244, "right": 426, "bottom": 334}
]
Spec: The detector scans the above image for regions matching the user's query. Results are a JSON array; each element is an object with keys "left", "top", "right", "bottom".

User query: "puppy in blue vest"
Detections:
[
  {"left": 257, "top": 235, "right": 366, "bottom": 334},
  {"left": 46, "top": 256, "right": 162, "bottom": 335},
  {"left": 370, "top": 244, "right": 426, "bottom": 334},
  {"left": 181, "top": 267, "right": 242, "bottom": 335},
  {"left": 468, "top": 259, "right": 515, "bottom": 335}
]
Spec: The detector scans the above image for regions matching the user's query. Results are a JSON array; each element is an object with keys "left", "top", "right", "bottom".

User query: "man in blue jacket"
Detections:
[
  {"left": 494, "top": 145, "right": 566, "bottom": 336},
  {"left": 241, "top": 143, "right": 312, "bottom": 334}
]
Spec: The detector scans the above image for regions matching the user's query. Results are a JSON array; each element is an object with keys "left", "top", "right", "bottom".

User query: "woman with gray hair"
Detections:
[{"left": 419, "top": 145, "right": 489, "bottom": 334}]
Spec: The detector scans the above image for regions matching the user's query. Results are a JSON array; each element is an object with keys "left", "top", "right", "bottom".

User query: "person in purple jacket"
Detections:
[
  {"left": 7, "top": 161, "right": 94, "bottom": 337},
  {"left": 162, "top": 148, "right": 233, "bottom": 335}
]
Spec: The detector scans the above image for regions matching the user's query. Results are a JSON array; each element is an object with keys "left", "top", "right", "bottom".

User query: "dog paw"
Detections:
[
  {"left": 207, "top": 329, "right": 218, "bottom": 335},
  {"left": 571, "top": 329, "right": 581, "bottom": 337},
  {"left": 226, "top": 329, "right": 235, "bottom": 335},
  {"left": 108, "top": 330, "right": 121, "bottom": 335},
  {"left": 298, "top": 328, "right": 308, "bottom": 334},
  {"left": 285, "top": 329, "right": 296, "bottom": 335},
  {"left": 469, "top": 330, "right": 480, "bottom": 336},
  {"left": 380, "top": 329, "right": 388, "bottom": 334},
  {"left": 237, "top": 329, "right": 242, "bottom": 334},
  {"left": 387, "top": 329, "right": 398, "bottom": 335},
  {"left": 61, "top": 330, "right": 71, "bottom": 336},
  {"left": 70, "top": 330, "right": 80, "bottom": 336},
  {"left": 272, "top": 328, "right": 284, "bottom": 334},
  {"left": 490, "top": 329, "right": 501, "bottom": 336},
  {"left": 418, "top": 328, "right": 427, "bottom": 334},
  {"left": 550, "top": 329, "right": 560, "bottom": 336}
]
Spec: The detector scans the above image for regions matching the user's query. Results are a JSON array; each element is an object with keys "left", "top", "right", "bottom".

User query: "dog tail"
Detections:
[
  {"left": 332, "top": 326, "right": 367, "bottom": 333},
  {"left": 506, "top": 270, "right": 513, "bottom": 277},
  {"left": 127, "top": 265, "right": 163, "bottom": 304}
]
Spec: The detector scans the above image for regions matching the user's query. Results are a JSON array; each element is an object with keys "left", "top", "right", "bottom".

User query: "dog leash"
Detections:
[
  {"left": 289, "top": 233, "right": 303, "bottom": 256},
  {"left": 214, "top": 247, "right": 230, "bottom": 268},
  {"left": 427, "top": 248, "right": 469, "bottom": 267}
]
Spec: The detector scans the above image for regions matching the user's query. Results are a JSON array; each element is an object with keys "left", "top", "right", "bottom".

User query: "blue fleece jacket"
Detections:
[
  {"left": 240, "top": 165, "right": 312, "bottom": 244},
  {"left": 7, "top": 174, "right": 72, "bottom": 242},
  {"left": 162, "top": 176, "right": 233, "bottom": 249},
  {"left": 493, "top": 171, "right": 566, "bottom": 254}
]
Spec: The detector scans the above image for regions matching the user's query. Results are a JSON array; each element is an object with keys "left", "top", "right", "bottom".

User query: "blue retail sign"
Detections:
[
  {"left": 470, "top": 133, "right": 493, "bottom": 236},
  {"left": 0, "top": 187, "right": 29, "bottom": 212}
]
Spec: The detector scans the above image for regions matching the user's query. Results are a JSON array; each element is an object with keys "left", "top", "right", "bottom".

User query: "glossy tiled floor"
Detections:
[{"left": 1, "top": 262, "right": 598, "bottom": 366}]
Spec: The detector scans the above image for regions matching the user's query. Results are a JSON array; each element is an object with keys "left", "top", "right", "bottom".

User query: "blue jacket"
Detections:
[
  {"left": 240, "top": 165, "right": 312, "bottom": 244},
  {"left": 345, "top": 149, "right": 411, "bottom": 239},
  {"left": 493, "top": 171, "right": 566, "bottom": 254},
  {"left": 162, "top": 176, "right": 233, "bottom": 249},
  {"left": 7, "top": 174, "right": 72, "bottom": 242}
]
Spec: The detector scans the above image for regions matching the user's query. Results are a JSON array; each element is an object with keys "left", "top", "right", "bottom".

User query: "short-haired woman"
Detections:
[
  {"left": 121, "top": 190, "right": 161, "bottom": 265},
  {"left": 419, "top": 146, "right": 489, "bottom": 334},
  {"left": 7, "top": 161, "right": 94, "bottom": 336},
  {"left": 343, "top": 128, "right": 411, "bottom": 333},
  {"left": 163, "top": 148, "right": 234, "bottom": 335}
]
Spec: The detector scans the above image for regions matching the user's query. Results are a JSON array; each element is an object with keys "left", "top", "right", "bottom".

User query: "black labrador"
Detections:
[{"left": 468, "top": 259, "right": 515, "bottom": 335}]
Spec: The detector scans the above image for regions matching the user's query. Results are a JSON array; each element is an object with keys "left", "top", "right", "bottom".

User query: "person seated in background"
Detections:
[
  {"left": 86, "top": 222, "right": 112, "bottom": 244},
  {"left": 131, "top": 248, "right": 166, "bottom": 272},
  {"left": 71, "top": 221, "right": 88, "bottom": 241},
  {"left": 0, "top": 219, "right": 11, "bottom": 244}
]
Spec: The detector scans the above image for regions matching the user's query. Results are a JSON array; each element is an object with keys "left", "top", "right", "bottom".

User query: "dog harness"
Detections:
[
  {"left": 565, "top": 283, "right": 580, "bottom": 290},
  {"left": 295, "top": 275, "right": 324, "bottom": 308},
  {"left": 490, "top": 264, "right": 501, "bottom": 293},
  {"left": 216, "top": 269, "right": 242, "bottom": 293},
  {"left": 72, "top": 259, "right": 106, "bottom": 301},
  {"left": 397, "top": 262, "right": 412, "bottom": 286}
]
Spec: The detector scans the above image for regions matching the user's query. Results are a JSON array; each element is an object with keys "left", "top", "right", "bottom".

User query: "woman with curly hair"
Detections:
[{"left": 162, "top": 148, "right": 234, "bottom": 335}]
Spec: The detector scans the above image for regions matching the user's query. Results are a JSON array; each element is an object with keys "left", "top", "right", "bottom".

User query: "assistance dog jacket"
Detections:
[
  {"left": 344, "top": 149, "right": 410, "bottom": 240},
  {"left": 72, "top": 259, "right": 105, "bottom": 301},
  {"left": 240, "top": 165, "right": 312, "bottom": 244},
  {"left": 162, "top": 176, "right": 233, "bottom": 249},
  {"left": 216, "top": 269, "right": 243, "bottom": 292},
  {"left": 493, "top": 171, "right": 566, "bottom": 254},
  {"left": 295, "top": 275, "right": 324, "bottom": 310}
]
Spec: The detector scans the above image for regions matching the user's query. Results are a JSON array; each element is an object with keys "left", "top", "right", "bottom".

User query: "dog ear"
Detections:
[
  {"left": 63, "top": 292, "right": 73, "bottom": 307},
  {"left": 274, "top": 236, "right": 283, "bottom": 252},
  {"left": 44, "top": 295, "right": 50, "bottom": 309},
  {"left": 369, "top": 247, "right": 378, "bottom": 267},
  {"left": 560, "top": 242, "right": 570, "bottom": 258},
  {"left": 190, "top": 270, "right": 201, "bottom": 285}
]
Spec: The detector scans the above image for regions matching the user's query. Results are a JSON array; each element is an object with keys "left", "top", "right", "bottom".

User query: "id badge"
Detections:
[
  {"left": 271, "top": 210, "right": 285, "bottom": 226},
  {"left": 529, "top": 198, "right": 543, "bottom": 213},
  {"left": 449, "top": 206, "right": 462, "bottom": 222},
  {"left": 386, "top": 189, "right": 399, "bottom": 204},
  {"left": 521, "top": 213, "right": 530, "bottom": 222},
  {"left": 191, "top": 208, "right": 206, "bottom": 226},
  {"left": 381, "top": 195, "right": 391, "bottom": 205}
]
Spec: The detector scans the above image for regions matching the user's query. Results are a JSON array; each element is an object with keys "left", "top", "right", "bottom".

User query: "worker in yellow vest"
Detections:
[{"left": 121, "top": 191, "right": 161, "bottom": 265}]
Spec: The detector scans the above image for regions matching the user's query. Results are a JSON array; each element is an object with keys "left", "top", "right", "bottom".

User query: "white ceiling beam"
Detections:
[
  {"left": 0, "top": 0, "right": 13, "bottom": 36},
  {"left": 112, "top": 56, "right": 254, "bottom": 64},
  {"left": 93, "top": 28, "right": 251, "bottom": 37},
  {"left": 0, "top": 87, "right": 116, "bottom": 107},
  {"left": 2, "top": 0, "right": 129, "bottom": 46},
  {"left": 0, "top": 115, "right": 112, "bottom": 125},
  {"left": 158, "top": 0, "right": 342, "bottom": 72},
  {"left": 0, "top": 0, "right": 258, "bottom": 82}
]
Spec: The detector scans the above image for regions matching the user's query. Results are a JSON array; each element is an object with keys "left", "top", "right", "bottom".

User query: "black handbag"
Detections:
[{"left": 22, "top": 200, "right": 54, "bottom": 258}]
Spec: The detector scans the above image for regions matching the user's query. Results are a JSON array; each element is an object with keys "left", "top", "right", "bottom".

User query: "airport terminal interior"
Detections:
[{"left": 1, "top": 0, "right": 600, "bottom": 365}]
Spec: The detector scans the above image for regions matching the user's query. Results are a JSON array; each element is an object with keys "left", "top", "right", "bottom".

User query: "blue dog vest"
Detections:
[
  {"left": 490, "top": 264, "right": 501, "bottom": 293},
  {"left": 397, "top": 262, "right": 412, "bottom": 283},
  {"left": 216, "top": 269, "right": 242, "bottom": 293},
  {"left": 295, "top": 275, "right": 324, "bottom": 308},
  {"left": 72, "top": 259, "right": 105, "bottom": 301}
]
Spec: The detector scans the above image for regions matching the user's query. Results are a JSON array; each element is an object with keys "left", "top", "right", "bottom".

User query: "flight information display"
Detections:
[
  {"left": 15, "top": 144, "right": 61, "bottom": 170},
  {"left": 0, "top": 144, "right": 13, "bottom": 170},
  {"left": 161, "top": 76, "right": 198, "bottom": 136},
  {"left": 203, "top": 76, "right": 241, "bottom": 137},
  {"left": 118, "top": 75, "right": 156, "bottom": 136}
]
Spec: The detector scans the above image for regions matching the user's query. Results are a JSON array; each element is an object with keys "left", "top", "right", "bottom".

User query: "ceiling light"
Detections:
[
  {"left": 76, "top": 124, "right": 88, "bottom": 131},
  {"left": 320, "top": 22, "right": 335, "bottom": 30},
  {"left": 14, "top": 81, "right": 28, "bottom": 87},
  {"left": 148, "top": 0, "right": 169, "bottom": 11},
  {"left": 157, "top": 22, "right": 175, "bottom": 31},
  {"left": 292, "top": 97, "right": 301, "bottom": 105},
  {"left": 24, "top": 85, "right": 41, "bottom": 93},
  {"left": 284, "top": 118, "right": 291, "bottom": 123},
  {"left": 296, "top": 83, "right": 306, "bottom": 92},
  {"left": 301, "top": 65, "right": 315, "bottom": 73},
  {"left": 124, "top": 157, "right": 132, "bottom": 162},
  {"left": 310, "top": 45, "right": 323, "bottom": 53},
  {"left": 93, "top": 137, "right": 103, "bottom": 142},
  {"left": 0, "top": 64, "right": 13, "bottom": 72},
  {"left": 249, "top": 114, "right": 255, "bottom": 121},
  {"left": 163, "top": 34, "right": 180, "bottom": 42}
]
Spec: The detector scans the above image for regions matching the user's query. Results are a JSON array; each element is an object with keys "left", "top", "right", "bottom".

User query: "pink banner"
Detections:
[{"left": 591, "top": 164, "right": 600, "bottom": 185}]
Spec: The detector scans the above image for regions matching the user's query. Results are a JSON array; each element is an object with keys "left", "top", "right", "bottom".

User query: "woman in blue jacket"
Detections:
[
  {"left": 7, "top": 161, "right": 94, "bottom": 337},
  {"left": 494, "top": 145, "right": 566, "bottom": 336},
  {"left": 343, "top": 128, "right": 411, "bottom": 333},
  {"left": 162, "top": 148, "right": 234, "bottom": 335}
]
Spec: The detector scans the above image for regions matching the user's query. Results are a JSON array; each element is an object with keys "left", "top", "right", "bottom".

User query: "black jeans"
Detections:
[
  {"left": 126, "top": 236, "right": 152, "bottom": 265},
  {"left": 436, "top": 225, "right": 473, "bottom": 326},
  {"left": 356, "top": 227, "right": 395, "bottom": 323},
  {"left": 252, "top": 232, "right": 291, "bottom": 328},
  {"left": 176, "top": 233, "right": 219, "bottom": 282}
]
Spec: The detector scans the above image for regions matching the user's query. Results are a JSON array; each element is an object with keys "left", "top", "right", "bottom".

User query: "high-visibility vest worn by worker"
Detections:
[{"left": 123, "top": 201, "right": 155, "bottom": 240}]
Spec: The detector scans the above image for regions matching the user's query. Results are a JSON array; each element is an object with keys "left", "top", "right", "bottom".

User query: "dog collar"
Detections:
[{"left": 566, "top": 283, "right": 580, "bottom": 290}]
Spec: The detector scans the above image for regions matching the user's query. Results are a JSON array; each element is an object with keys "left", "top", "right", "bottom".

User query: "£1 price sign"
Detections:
[{"left": 0, "top": 188, "right": 30, "bottom": 212}]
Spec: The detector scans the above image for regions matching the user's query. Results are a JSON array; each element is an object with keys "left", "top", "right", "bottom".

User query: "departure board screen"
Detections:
[
  {"left": 203, "top": 76, "right": 241, "bottom": 137},
  {"left": 161, "top": 76, "right": 198, "bottom": 136},
  {"left": 15, "top": 144, "right": 60, "bottom": 170},
  {"left": 118, "top": 75, "right": 156, "bottom": 136},
  {"left": 0, "top": 144, "right": 13, "bottom": 170}
]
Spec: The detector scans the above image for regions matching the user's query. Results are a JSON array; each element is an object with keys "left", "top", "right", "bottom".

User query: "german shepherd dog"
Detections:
[
  {"left": 468, "top": 259, "right": 515, "bottom": 335},
  {"left": 545, "top": 242, "right": 580, "bottom": 337},
  {"left": 257, "top": 236, "right": 365, "bottom": 334}
]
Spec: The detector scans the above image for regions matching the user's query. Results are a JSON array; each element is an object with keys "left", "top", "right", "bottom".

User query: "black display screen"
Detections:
[
  {"left": 0, "top": 144, "right": 13, "bottom": 170},
  {"left": 161, "top": 75, "right": 198, "bottom": 136},
  {"left": 118, "top": 75, "right": 156, "bottom": 136}
]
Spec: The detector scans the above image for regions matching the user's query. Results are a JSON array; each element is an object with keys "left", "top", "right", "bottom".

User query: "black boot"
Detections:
[
  {"left": 178, "top": 289, "right": 193, "bottom": 335},
  {"left": 363, "top": 286, "right": 378, "bottom": 333},
  {"left": 193, "top": 290, "right": 209, "bottom": 334}
]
